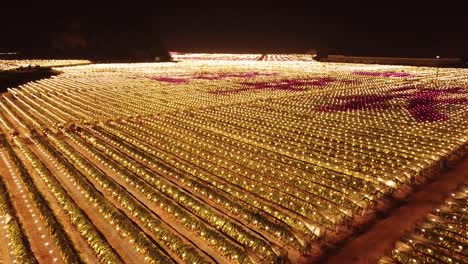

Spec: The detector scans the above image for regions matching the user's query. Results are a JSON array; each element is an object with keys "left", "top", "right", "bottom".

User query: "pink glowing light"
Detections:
[
  {"left": 319, "top": 86, "right": 467, "bottom": 122},
  {"left": 353, "top": 71, "right": 415, "bottom": 78}
]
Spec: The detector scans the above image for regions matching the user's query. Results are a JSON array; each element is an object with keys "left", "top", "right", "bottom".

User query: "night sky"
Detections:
[{"left": 1, "top": 5, "right": 467, "bottom": 58}]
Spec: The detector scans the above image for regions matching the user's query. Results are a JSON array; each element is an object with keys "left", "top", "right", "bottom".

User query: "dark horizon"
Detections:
[{"left": 2, "top": 6, "right": 467, "bottom": 59}]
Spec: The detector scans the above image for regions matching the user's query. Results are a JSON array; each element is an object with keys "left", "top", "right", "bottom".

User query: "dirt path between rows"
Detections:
[{"left": 321, "top": 156, "right": 468, "bottom": 264}]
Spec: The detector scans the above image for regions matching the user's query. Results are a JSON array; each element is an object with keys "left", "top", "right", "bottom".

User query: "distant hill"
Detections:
[{"left": 1, "top": 14, "right": 170, "bottom": 62}]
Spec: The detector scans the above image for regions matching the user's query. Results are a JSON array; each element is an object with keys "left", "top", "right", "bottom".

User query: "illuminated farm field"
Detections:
[{"left": 0, "top": 58, "right": 467, "bottom": 263}]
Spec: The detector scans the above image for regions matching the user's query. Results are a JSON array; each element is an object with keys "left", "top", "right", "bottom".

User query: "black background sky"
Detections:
[{"left": 1, "top": 5, "right": 467, "bottom": 58}]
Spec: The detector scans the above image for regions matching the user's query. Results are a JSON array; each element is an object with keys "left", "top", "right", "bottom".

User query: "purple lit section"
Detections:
[
  {"left": 319, "top": 86, "right": 468, "bottom": 122},
  {"left": 192, "top": 72, "right": 277, "bottom": 80},
  {"left": 407, "top": 87, "right": 468, "bottom": 121},
  {"left": 353, "top": 71, "right": 415, "bottom": 78},
  {"left": 210, "top": 77, "right": 337, "bottom": 95},
  {"left": 305, "top": 77, "right": 337, "bottom": 86},
  {"left": 320, "top": 94, "right": 393, "bottom": 112},
  {"left": 150, "top": 72, "right": 277, "bottom": 83},
  {"left": 149, "top": 77, "right": 189, "bottom": 83}
]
